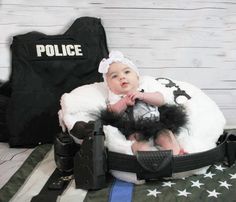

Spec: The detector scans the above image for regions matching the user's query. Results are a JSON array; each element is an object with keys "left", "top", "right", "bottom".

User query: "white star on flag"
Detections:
[
  {"left": 177, "top": 189, "right": 191, "bottom": 197},
  {"left": 229, "top": 173, "right": 236, "bottom": 179},
  {"left": 147, "top": 189, "right": 161, "bottom": 197},
  {"left": 215, "top": 165, "right": 226, "bottom": 171},
  {"left": 219, "top": 181, "right": 232, "bottom": 189},
  {"left": 207, "top": 189, "right": 221, "bottom": 198},
  {"left": 204, "top": 172, "right": 216, "bottom": 178},
  {"left": 191, "top": 180, "right": 204, "bottom": 188},
  {"left": 162, "top": 181, "right": 176, "bottom": 187}
]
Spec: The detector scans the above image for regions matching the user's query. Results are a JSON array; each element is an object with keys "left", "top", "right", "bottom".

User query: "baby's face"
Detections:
[{"left": 106, "top": 62, "right": 139, "bottom": 95}]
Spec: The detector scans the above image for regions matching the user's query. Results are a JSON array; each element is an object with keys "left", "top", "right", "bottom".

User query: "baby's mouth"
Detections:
[{"left": 121, "top": 82, "right": 129, "bottom": 87}]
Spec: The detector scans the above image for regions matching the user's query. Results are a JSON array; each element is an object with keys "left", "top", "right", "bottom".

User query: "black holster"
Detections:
[{"left": 73, "top": 121, "right": 107, "bottom": 190}]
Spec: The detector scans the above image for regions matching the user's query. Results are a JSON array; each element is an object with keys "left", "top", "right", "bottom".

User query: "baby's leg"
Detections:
[
  {"left": 128, "top": 132, "right": 139, "bottom": 141},
  {"left": 128, "top": 132, "right": 156, "bottom": 154},
  {"left": 155, "top": 129, "right": 181, "bottom": 155},
  {"left": 131, "top": 141, "right": 153, "bottom": 154}
]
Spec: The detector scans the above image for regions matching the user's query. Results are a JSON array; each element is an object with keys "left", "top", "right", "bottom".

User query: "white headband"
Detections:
[{"left": 98, "top": 51, "right": 139, "bottom": 76}]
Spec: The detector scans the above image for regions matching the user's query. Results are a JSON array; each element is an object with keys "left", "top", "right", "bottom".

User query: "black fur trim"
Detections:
[
  {"left": 159, "top": 105, "right": 188, "bottom": 134},
  {"left": 98, "top": 104, "right": 188, "bottom": 140}
]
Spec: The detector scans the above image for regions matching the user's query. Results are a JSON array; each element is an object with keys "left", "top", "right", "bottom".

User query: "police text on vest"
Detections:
[{"left": 36, "top": 44, "right": 83, "bottom": 57}]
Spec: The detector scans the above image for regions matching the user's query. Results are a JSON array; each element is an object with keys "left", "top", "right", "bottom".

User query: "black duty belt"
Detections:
[
  {"left": 108, "top": 132, "right": 236, "bottom": 180},
  {"left": 32, "top": 127, "right": 236, "bottom": 202}
]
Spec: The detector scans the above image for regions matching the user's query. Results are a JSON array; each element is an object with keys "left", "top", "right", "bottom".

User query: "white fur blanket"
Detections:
[{"left": 58, "top": 76, "right": 226, "bottom": 183}]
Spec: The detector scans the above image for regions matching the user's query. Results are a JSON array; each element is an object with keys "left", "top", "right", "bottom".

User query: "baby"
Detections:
[{"left": 99, "top": 51, "right": 185, "bottom": 155}]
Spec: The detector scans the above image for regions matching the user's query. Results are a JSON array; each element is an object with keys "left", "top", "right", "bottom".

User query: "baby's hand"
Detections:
[
  {"left": 127, "top": 91, "right": 144, "bottom": 102},
  {"left": 108, "top": 96, "right": 134, "bottom": 113},
  {"left": 124, "top": 95, "right": 135, "bottom": 106}
]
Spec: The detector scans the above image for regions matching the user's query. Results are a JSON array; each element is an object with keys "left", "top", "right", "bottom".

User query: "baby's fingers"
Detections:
[
  {"left": 130, "top": 94, "right": 138, "bottom": 102},
  {"left": 126, "top": 98, "right": 135, "bottom": 106},
  {"left": 127, "top": 92, "right": 137, "bottom": 100}
]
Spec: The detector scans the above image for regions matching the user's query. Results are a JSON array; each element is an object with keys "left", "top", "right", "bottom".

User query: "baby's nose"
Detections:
[{"left": 119, "top": 76, "right": 125, "bottom": 80}]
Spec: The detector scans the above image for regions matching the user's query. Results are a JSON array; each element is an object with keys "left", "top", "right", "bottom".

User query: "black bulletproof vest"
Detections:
[{"left": 7, "top": 17, "right": 108, "bottom": 147}]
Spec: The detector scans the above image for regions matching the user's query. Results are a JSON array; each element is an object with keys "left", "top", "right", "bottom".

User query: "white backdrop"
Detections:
[{"left": 0, "top": 0, "right": 235, "bottom": 127}]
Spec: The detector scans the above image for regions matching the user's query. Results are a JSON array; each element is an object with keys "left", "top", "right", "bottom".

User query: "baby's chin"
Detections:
[
  {"left": 112, "top": 86, "right": 138, "bottom": 95},
  {"left": 123, "top": 85, "right": 138, "bottom": 92},
  {"left": 119, "top": 89, "right": 136, "bottom": 95}
]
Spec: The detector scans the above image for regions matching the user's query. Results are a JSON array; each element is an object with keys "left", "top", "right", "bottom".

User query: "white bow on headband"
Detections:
[{"left": 98, "top": 50, "right": 139, "bottom": 75}]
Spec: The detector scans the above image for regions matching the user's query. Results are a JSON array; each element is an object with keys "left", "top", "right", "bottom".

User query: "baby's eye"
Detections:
[
  {"left": 111, "top": 75, "right": 117, "bottom": 79},
  {"left": 125, "top": 70, "right": 131, "bottom": 74}
]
